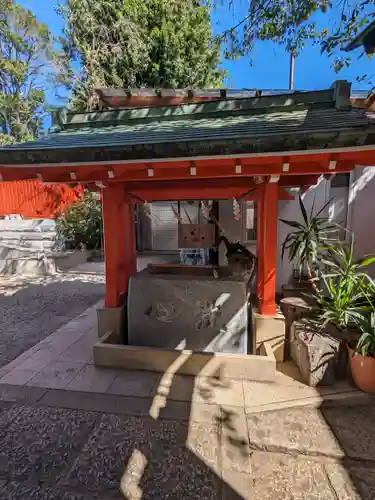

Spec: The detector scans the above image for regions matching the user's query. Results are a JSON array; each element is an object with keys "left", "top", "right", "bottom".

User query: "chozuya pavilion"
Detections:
[{"left": 1, "top": 80, "right": 375, "bottom": 379}]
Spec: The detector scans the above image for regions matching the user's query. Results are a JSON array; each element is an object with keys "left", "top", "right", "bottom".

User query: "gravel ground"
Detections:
[{"left": 0, "top": 270, "right": 105, "bottom": 368}]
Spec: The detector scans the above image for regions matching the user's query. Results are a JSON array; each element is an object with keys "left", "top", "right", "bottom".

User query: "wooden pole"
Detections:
[
  {"left": 257, "top": 182, "right": 278, "bottom": 316},
  {"left": 289, "top": 52, "right": 295, "bottom": 91},
  {"left": 102, "top": 184, "right": 136, "bottom": 307}
]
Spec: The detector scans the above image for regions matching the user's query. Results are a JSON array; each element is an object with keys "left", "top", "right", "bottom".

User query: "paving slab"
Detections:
[
  {"left": 251, "top": 452, "right": 337, "bottom": 500},
  {"left": 221, "top": 469, "right": 253, "bottom": 500},
  {"left": 119, "top": 443, "right": 222, "bottom": 500},
  {"left": 220, "top": 408, "right": 251, "bottom": 474},
  {"left": 26, "top": 361, "right": 85, "bottom": 389},
  {"left": 0, "top": 395, "right": 373, "bottom": 500},
  {"left": 0, "top": 356, "right": 52, "bottom": 386},
  {"left": 152, "top": 373, "right": 245, "bottom": 407},
  {"left": 194, "top": 377, "right": 245, "bottom": 407},
  {"left": 0, "top": 384, "right": 46, "bottom": 404},
  {"left": 65, "top": 415, "right": 221, "bottom": 500},
  {"left": 106, "top": 370, "right": 161, "bottom": 397},
  {"left": 324, "top": 460, "right": 375, "bottom": 500},
  {"left": 247, "top": 407, "right": 344, "bottom": 458},
  {"left": 58, "top": 335, "right": 96, "bottom": 363},
  {"left": 39, "top": 388, "right": 154, "bottom": 417},
  {"left": 65, "top": 365, "right": 118, "bottom": 393},
  {"left": 320, "top": 404, "right": 375, "bottom": 462},
  {"left": 0, "top": 481, "right": 112, "bottom": 500},
  {"left": 64, "top": 413, "right": 221, "bottom": 499},
  {"left": 0, "top": 405, "right": 97, "bottom": 484}
]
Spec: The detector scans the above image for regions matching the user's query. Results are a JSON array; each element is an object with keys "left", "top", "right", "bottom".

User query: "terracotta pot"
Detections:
[{"left": 348, "top": 346, "right": 375, "bottom": 394}]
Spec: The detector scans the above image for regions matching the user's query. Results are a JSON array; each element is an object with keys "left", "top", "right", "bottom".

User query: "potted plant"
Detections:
[
  {"left": 306, "top": 243, "right": 375, "bottom": 383},
  {"left": 349, "top": 311, "right": 375, "bottom": 394},
  {"left": 289, "top": 276, "right": 368, "bottom": 386},
  {"left": 280, "top": 195, "right": 337, "bottom": 295}
]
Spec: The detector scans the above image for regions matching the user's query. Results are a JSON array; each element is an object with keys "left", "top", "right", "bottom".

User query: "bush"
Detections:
[{"left": 56, "top": 191, "right": 102, "bottom": 250}]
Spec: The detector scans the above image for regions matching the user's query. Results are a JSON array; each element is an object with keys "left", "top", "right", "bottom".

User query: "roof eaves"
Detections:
[
  {"left": 58, "top": 88, "right": 336, "bottom": 131},
  {"left": 345, "top": 20, "right": 375, "bottom": 52}
]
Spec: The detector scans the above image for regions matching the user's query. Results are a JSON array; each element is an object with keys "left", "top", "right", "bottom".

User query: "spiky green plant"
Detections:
[
  {"left": 315, "top": 276, "right": 371, "bottom": 333},
  {"left": 280, "top": 195, "right": 337, "bottom": 291},
  {"left": 322, "top": 238, "right": 375, "bottom": 291},
  {"left": 357, "top": 311, "right": 375, "bottom": 357}
]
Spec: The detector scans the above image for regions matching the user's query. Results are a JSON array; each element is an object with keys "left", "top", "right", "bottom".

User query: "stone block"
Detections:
[
  {"left": 97, "top": 304, "right": 126, "bottom": 341},
  {"left": 93, "top": 332, "right": 276, "bottom": 382},
  {"left": 290, "top": 319, "right": 341, "bottom": 386},
  {"left": 253, "top": 312, "right": 285, "bottom": 346},
  {"left": 128, "top": 270, "right": 249, "bottom": 354}
]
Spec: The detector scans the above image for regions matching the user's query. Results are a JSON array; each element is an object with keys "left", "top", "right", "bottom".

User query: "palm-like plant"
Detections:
[
  {"left": 280, "top": 195, "right": 338, "bottom": 291},
  {"left": 322, "top": 237, "right": 375, "bottom": 292},
  {"left": 357, "top": 311, "right": 375, "bottom": 357},
  {"left": 315, "top": 276, "right": 371, "bottom": 334}
]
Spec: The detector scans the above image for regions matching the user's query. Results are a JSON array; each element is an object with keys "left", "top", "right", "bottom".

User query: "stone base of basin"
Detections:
[{"left": 93, "top": 331, "right": 276, "bottom": 382}]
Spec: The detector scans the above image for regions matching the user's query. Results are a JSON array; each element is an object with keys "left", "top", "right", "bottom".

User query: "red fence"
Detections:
[{"left": 0, "top": 181, "right": 84, "bottom": 219}]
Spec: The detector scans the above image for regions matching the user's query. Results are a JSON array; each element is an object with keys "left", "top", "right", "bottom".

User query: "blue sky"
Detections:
[{"left": 19, "top": 0, "right": 374, "bottom": 94}]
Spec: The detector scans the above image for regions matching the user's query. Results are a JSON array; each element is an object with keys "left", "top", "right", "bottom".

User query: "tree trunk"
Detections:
[{"left": 306, "top": 261, "right": 319, "bottom": 293}]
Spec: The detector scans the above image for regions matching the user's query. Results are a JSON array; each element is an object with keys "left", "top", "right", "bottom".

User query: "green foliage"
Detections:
[
  {"left": 357, "top": 311, "right": 375, "bottom": 357},
  {"left": 314, "top": 276, "right": 371, "bottom": 332},
  {"left": 215, "top": 0, "right": 375, "bottom": 79},
  {"left": 280, "top": 195, "right": 337, "bottom": 286},
  {"left": 56, "top": 192, "right": 103, "bottom": 251},
  {"left": 0, "top": 0, "right": 67, "bottom": 145},
  {"left": 311, "top": 236, "right": 375, "bottom": 346},
  {"left": 215, "top": 0, "right": 330, "bottom": 59},
  {"left": 322, "top": 239, "right": 375, "bottom": 291},
  {"left": 58, "top": 0, "right": 224, "bottom": 111}
]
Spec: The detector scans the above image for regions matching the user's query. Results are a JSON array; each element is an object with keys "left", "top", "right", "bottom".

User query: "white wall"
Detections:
[
  {"left": 348, "top": 166, "right": 375, "bottom": 277},
  {"left": 139, "top": 169, "right": 375, "bottom": 291},
  {"left": 276, "top": 177, "right": 330, "bottom": 291}
]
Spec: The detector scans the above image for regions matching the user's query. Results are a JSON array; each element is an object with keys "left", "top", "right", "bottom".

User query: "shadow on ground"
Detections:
[
  {"left": 246, "top": 363, "right": 375, "bottom": 499},
  {"left": 319, "top": 400, "right": 375, "bottom": 500},
  {"left": 0, "top": 355, "right": 252, "bottom": 499},
  {"left": 112, "top": 356, "right": 250, "bottom": 499},
  {"left": 0, "top": 272, "right": 104, "bottom": 367}
]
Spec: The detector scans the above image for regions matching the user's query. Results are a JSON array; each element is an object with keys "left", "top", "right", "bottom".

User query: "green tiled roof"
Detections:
[
  {"left": 4, "top": 108, "right": 370, "bottom": 151},
  {"left": 1, "top": 81, "right": 375, "bottom": 165}
]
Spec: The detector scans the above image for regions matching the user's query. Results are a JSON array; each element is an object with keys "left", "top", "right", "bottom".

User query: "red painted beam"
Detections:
[
  {"left": 123, "top": 178, "right": 260, "bottom": 202},
  {"left": 279, "top": 175, "right": 320, "bottom": 187},
  {"left": 0, "top": 150, "right": 365, "bottom": 184}
]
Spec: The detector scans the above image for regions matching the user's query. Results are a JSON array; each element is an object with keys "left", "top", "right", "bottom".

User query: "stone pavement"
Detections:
[
  {"left": 0, "top": 383, "right": 374, "bottom": 499},
  {"left": 1, "top": 259, "right": 375, "bottom": 498},
  {"left": 0, "top": 297, "right": 374, "bottom": 499},
  {"left": 0, "top": 299, "right": 369, "bottom": 411}
]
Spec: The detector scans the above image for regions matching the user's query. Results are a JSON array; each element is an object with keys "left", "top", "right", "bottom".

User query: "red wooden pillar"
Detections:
[
  {"left": 102, "top": 184, "right": 136, "bottom": 308},
  {"left": 256, "top": 182, "right": 278, "bottom": 316},
  {"left": 124, "top": 202, "right": 137, "bottom": 276}
]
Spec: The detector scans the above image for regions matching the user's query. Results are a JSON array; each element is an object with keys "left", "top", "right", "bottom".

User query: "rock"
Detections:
[{"left": 290, "top": 319, "right": 341, "bottom": 386}]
